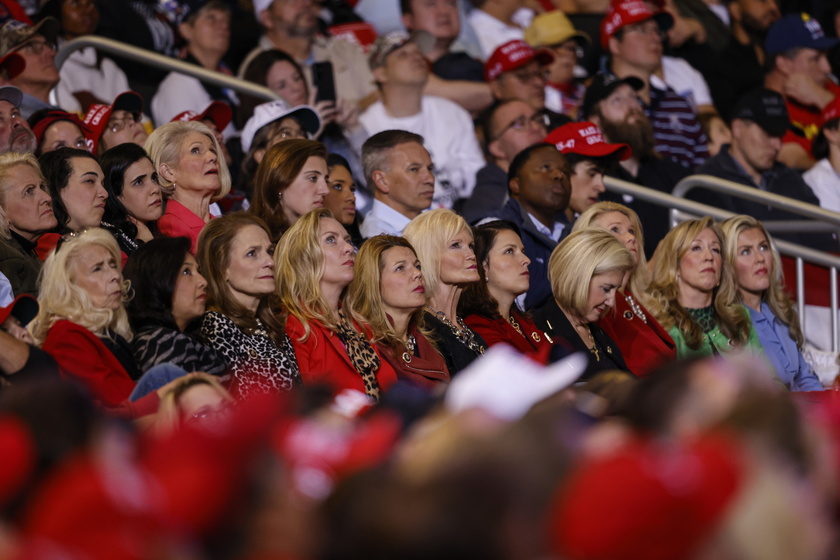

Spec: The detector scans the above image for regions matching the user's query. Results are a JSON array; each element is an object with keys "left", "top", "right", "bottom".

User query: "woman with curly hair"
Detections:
[
  {"left": 276, "top": 208, "right": 396, "bottom": 400},
  {"left": 31, "top": 228, "right": 185, "bottom": 410},
  {"left": 645, "top": 216, "right": 761, "bottom": 358},
  {"left": 721, "top": 215, "right": 823, "bottom": 391},
  {"left": 573, "top": 202, "right": 676, "bottom": 376},
  {"left": 346, "top": 235, "right": 449, "bottom": 390}
]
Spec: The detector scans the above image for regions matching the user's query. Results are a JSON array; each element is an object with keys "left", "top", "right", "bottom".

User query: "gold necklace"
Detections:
[
  {"left": 576, "top": 323, "right": 600, "bottom": 362},
  {"left": 427, "top": 306, "right": 487, "bottom": 355}
]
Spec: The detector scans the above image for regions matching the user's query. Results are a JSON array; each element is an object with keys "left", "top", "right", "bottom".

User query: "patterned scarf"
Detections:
[{"left": 336, "top": 309, "right": 381, "bottom": 401}]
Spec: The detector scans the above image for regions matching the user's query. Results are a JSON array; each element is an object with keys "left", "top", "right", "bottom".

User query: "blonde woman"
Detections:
[
  {"left": 153, "top": 373, "right": 235, "bottom": 435},
  {"left": 721, "top": 215, "right": 823, "bottom": 391},
  {"left": 346, "top": 235, "right": 449, "bottom": 390},
  {"left": 31, "top": 228, "right": 185, "bottom": 410},
  {"left": 573, "top": 202, "right": 676, "bottom": 376},
  {"left": 533, "top": 229, "right": 633, "bottom": 377},
  {"left": 403, "top": 209, "right": 487, "bottom": 376},
  {"left": 276, "top": 208, "right": 396, "bottom": 400},
  {"left": 0, "top": 152, "right": 57, "bottom": 296},
  {"left": 145, "top": 121, "right": 232, "bottom": 253},
  {"left": 646, "top": 217, "right": 761, "bottom": 358}
]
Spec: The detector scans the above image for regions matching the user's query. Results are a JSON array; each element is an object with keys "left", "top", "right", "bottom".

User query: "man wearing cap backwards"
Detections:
[
  {"left": 582, "top": 73, "right": 690, "bottom": 256},
  {"left": 0, "top": 85, "right": 36, "bottom": 154},
  {"left": 359, "top": 129, "right": 434, "bottom": 238},
  {"left": 695, "top": 88, "right": 831, "bottom": 250},
  {"left": 0, "top": 18, "right": 61, "bottom": 119},
  {"left": 545, "top": 121, "right": 631, "bottom": 225},
  {"left": 241, "top": 0, "right": 377, "bottom": 110},
  {"left": 600, "top": 0, "right": 709, "bottom": 170},
  {"left": 763, "top": 13, "right": 840, "bottom": 171},
  {"left": 804, "top": 98, "right": 840, "bottom": 214},
  {"left": 462, "top": 99, "right": 547, "bottom": 224},
  {"left": 524, "top": 11, "right": 590, "bottom": 120},
  {"left": 360, "top": 31, "right": 484, "bottom": 210},
  {"left": 484, "top": 40, "right": 570, "bottom": 132}
]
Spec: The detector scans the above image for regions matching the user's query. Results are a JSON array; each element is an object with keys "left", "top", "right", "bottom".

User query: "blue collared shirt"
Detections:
[{"left": 747, "top": 302, "right": 824, "bottom": 391}]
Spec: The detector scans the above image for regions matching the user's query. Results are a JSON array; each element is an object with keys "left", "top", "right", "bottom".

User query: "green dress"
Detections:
[{"left": 668, "top": 305, "right": 763, "bottom": 359}]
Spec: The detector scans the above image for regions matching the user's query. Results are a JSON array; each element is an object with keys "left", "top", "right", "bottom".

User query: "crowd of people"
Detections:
[{"left": 0, "top": 0, "right": 839, "bottom": 557}]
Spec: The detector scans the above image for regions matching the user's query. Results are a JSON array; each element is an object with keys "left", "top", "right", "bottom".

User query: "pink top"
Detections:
[{"left": 158, "top": 199, "right": 212, "bottom": 254}]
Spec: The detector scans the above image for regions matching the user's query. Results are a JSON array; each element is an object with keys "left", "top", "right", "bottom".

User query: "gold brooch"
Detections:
[
  {"left": 402, "top": 352, "right": 412, "bottom": 363},
  {"left": 623, "top": 311, "right": 633, "bottom": 320},
  {"left": 531, "top": 332, "right": 541, "bottom": 342}
]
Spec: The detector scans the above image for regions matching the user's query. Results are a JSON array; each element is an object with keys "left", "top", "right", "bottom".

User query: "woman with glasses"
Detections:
[
  {"left": 249, "top": 139, "right": 330, "bottom": 242},
  {"left": 276, "top": 208, "right": 397, "bottom": 399},
  {"left": 151, "top": 373, "right": 235, "bottom": 435},
  {"left": 99, "top": 143, "right": 163, "bottom": 256},
  {"left": 145, "top": 120, "right": 231, "bottom": 254},
  {"left": 83, "top": 91, "right": 149, "bottom": 156},
  {"left": 0, "top": 152, "right": 57, "bottom": 296},
  {"left": 28, "top": 109, "right": 90, "bottom": 156}
]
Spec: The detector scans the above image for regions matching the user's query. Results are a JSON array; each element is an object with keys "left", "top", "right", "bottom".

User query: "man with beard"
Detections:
[
  {"left": 582, "top": 73, "right": 690, "bottom": 256},
  {"left": 0, "top": 85, "right": 37, "bottom": 154},
  {"left": 239, "top": 0, "right": 377, "bottom": 109},
  {"left": 695, "top": 88, "right": 831, "bottom": 250},
  {"left": 701, "top": 0, "right": 781, "bottom": 119}
]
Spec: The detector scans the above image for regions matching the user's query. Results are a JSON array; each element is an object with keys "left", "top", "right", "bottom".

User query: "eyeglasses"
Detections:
[
  {"left": 494, "top": 113, "right": 550, "bottom": 140},
  {"left": 16, "top": 38, "right": 56, "bottom": 56},
  {"left": 186, "top": 402, "right": 233, "bottom": 425},
  {"left": 623, "top": 21, "right": 666, "bottom": 41},
  {"left": 552, "top": 42, "right": 584, "bottom": 59},
  {"left": 511, "top": 68, "right": 546, "bottom": 84},
  {"left": 272, "top": 126, "right": 306, "bottom": 141},
  {"left": 107, "top": 114, "right": 139, "bottom": 134}
]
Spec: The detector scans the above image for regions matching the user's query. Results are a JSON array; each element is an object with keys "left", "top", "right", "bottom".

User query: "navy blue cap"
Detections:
[{"left": 765, "top": 13, "right": 839, "bottom": 56}]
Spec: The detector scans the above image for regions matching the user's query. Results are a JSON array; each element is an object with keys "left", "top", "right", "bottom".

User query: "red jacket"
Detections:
[
  {"left": 42, "top": 320, "right": 138, "bottom": 407},
  {"left": 465, "top": 311, "right": 553, "bottom": 364},
  {"left": 377, "top": 326, "right": 450, "bottom": 390},
  {"left": 286, "top": 315, "right": 398, "bottom": 395},
  {"left": 597, "top": 292, "right": 676, "bottom": 377}
]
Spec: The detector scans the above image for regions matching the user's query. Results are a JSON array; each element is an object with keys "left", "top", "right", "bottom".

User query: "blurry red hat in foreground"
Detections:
[{"left": 549, "top": 433, "right": 744, "bottom": 560}]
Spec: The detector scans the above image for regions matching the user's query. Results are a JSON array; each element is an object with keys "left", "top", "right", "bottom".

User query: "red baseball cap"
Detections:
[
  {"left": 484, "top": 39, "right": 554, "bottom": 82},
  {"left": 31, "top": 110, "right": 93, "bottom": 150},
  {"left": 549, "top": 434, "right": 744, "bottom": 560},
  {"left": 171, "top": 100, "right": 233, "bottom": 131},
  {"left": 600, "top": 0, "right": 674, "bottom": 49},
  {"left": 82, "top": 91, "right": 144, "bottom": 154},
  {"left": 545, "top": 121, "right": 631, "bottom": 160}
]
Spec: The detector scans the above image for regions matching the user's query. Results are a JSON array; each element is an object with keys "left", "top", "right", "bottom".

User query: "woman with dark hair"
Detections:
[
  {"left": 249, "top": 138, "right": 329, "bottom": 242},
  {"left": 346, "top": 235, "right": 449, "bottom": 389},
  {"left": 123, "top": 236, "right": 226, "bottom": 378},
  {"left": 28, "top": 109, "right": 90, "bottom": 156},
  {"left": 99, "top": 143, "right": 163, "bottom": 256},
  {"left": 197, "top": 213, "right": 300, "bottom": 397},
  {"left": 460, "top": 220, "right": 553, "bottom": 361},
  {"left": 238, "top": 49, "right": 366, "bottom": 188},
  {"left": 39, "top": 147, "right": 107, "bottom": 235},
  {"left": 325, "top": 153, "right": 362, "bottom": 247}
]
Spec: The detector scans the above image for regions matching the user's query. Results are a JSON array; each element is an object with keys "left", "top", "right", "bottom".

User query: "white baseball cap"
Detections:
[{"left": 240, "top": 99, "right": 322, "bottom": 153}]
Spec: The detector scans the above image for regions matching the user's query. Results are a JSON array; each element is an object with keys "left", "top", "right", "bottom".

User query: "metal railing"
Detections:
[
  {"left": 55, "top": 36, "right": 280, "bottom": 103},
  {"left": 604, "top": 175, "right": 840, "bottom": 351}
]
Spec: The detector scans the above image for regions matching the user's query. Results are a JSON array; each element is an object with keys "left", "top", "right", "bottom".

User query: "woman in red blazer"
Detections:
[
  {"left": 346, "top": 235, "right": 449, "bottom": 391},
  {"left": 460, "top": 221, "right": 554, "bottom": 363},
  {"left": 276, "top": 208, "right": 396, "bottom": 400},
  {"left": 573, "top": 202, "right": 676, "bottom": 376},
  {"left": 30, "top": 228, "right": 180, "bottom": 416}
]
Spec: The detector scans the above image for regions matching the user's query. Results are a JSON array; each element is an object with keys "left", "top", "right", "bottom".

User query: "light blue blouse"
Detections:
[{"left": 746, "top": 302, "right": 824, "bottom": 391}]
